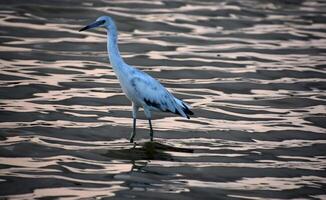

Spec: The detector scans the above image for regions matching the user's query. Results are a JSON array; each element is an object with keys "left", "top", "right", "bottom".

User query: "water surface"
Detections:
[{"left": 0, "top": 0, "right": 326, "bottom": 199}]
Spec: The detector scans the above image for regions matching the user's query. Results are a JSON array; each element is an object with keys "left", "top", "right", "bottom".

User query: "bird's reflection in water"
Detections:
[
  {"left": 104, "top": 141, "right": 193, "bottom": 193},
  {"left": 105, "top": 141, "right": 193, "bottom": 161}
]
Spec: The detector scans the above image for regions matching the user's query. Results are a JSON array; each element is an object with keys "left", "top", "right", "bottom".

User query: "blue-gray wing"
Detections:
[{"left": 130, "top": 74, "right": 193, "bottom": 118}]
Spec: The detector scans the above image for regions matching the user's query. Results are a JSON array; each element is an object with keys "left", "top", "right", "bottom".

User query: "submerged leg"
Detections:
[
  {"left": 130, "top": 104, "right": 138, "bottom": 143},
  {"left": 130, "top": 118, "right": 136, "bottom": 143},
  {"left": 148, "top": 119, "right": 154, "bottom": 142},
  {"left": 144, "top": 107, "right": 154, "bottom": 142}
]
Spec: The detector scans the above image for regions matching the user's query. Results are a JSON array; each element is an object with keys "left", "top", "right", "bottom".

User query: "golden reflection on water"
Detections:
[{"left": 5, "top": 186, "right": 125, "bottom": 200}]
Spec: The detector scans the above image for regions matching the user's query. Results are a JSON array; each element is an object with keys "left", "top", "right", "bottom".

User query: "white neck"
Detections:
[{"left": 106, "top": 25, "right": 125, "bottom": 73}]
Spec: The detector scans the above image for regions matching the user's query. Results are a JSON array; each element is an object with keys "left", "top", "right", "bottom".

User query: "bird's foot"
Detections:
[
  {"left": 129, "top": 131, "right": 136, "bottom": 143},
  {"left": 150, "top": 132, "right": 154, "bottom": 142}
]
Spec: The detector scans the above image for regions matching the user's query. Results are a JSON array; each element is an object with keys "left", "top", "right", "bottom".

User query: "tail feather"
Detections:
[
  {"left": 182, "top": 102, "right": 194, "bottom": 115},
  {"left": 181, "top": 102, "right": 194, "bottom": 119},
  {"left": 174, "top": 98, "right": 194, "bottom": 119}
]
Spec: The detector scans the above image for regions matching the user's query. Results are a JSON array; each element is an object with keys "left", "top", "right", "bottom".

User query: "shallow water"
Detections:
[{"left": 0, "top": 0, "right": 326, "bottom": 199}]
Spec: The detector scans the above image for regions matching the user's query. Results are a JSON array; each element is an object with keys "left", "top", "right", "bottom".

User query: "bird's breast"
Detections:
[{"left": 117, "top": 76, "right": 142, "bottom": 106}]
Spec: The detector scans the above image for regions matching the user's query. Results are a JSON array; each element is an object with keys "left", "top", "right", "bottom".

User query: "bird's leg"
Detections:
[
  {"left": 148, "top": 119, "right": 154, "bottom": 142},
  {"left": 143, "top": 107, "right": 154, "bottom": 142},
  {"left": 130, "top": 118, "right": 136, "bottom": 143},
  {"left": 130, "top": 104, "right": 138, "bottom": 143}
]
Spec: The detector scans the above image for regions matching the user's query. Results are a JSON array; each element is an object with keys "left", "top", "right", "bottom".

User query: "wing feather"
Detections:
[{"left": 129, "top": 72, "right": 193, "bottom": 118}]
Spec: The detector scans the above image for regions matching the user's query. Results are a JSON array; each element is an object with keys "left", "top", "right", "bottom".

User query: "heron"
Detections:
[{"left": 79, "top": 16, "right": 193, "bottom": 143}]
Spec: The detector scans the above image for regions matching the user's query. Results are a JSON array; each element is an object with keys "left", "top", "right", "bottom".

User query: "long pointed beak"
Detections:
[{"left": 79, "top": 20, "right": 105, "bottom": 32}]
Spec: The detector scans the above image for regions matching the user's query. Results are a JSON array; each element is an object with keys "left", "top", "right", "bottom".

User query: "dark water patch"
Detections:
[
  {"left": 0, "top": 84, "right": 61, "bottom": 99},
  {"left": 305, "top": 116, "right": 326, "bottom": 129},
  {"left": 58, "top": 81, "right": 118, "bottom": 89},
  {"left": 0, "top": 25, "right": 80, "bottom": 39},
  {"left": 126, "top": 55, "right": 247, "bottom": 68},
  {"left": 220, "top": 97, "right": 325, "bottom": 108},
  {"left": 0, "top": 73, "right": 34, "bottom": 81},
  {"left": 53, "top": 97, "right": 118, "bottom": 107},
  {"left": 0, "top": 110, "right": 108, "bottom": 123}
]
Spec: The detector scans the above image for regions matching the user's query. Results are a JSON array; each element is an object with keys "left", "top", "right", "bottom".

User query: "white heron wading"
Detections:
[{"left": 79, "top": 16, "right": 194, "bottom": 143}]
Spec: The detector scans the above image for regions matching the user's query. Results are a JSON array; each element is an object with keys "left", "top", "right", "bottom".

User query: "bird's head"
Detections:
[{"left": 79, "top": 16, "right": 114, "bottom": 32}]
